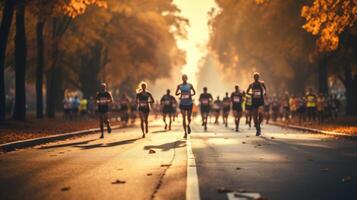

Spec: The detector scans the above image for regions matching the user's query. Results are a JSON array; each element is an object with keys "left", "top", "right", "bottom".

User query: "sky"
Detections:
[
  {"left": 150, "top": 0, "right": 218, "bottom": 98},
  {"left": 173, "top": 0, "right": 218, "bottom": 88}
]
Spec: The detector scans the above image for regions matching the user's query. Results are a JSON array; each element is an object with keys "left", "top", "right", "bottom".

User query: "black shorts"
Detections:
[
  {"left": 252, "top": 98, "right": 264, "bottom": 109},
  {"left": 138, "top": 106, "right": 150, "bottom": 114},
  {"left": 162, "top": 106, "right": 173, "bottom": 114},
  {"left": 180, "top": 104, "right": 193, "bottom": 111},
  {"left": 223, "top": 107, "right": 230, "bottom": 113},
  {"left": 232, "top": 104, "right": 243, "bottom": 112},
  {"left": 200, "top": 105, "right": 210, "bottom": 114},
  {"left": 245, "top": 105, "right": 252, "bottom": 111}
]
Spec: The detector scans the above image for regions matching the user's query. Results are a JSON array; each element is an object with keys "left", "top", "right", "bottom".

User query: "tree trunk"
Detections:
[
  {"left": 343, "top": 67, "right": 357, "bottom": 116},
  {"left": 46, "top": 18, "right": 64, "bottom": 118},
  {"left": 318, "top": 54, "right": 328, "bottom": 94},
  {"left": 0, "top": 0, "right": 15, "bottom": 121},
  {"left": 36, "top": 20, "right": 45, "bottom": 118},
  {"left": 13, "top": 0, "right": 27, "bottom": 120}
]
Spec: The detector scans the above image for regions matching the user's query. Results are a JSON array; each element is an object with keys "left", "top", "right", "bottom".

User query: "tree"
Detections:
[
  {"left": 302, "top": 0, "right": 357, "bottom": 114},
  {"left": 0, "top": 0, "right": 15, "bottom": 121},
  {"left": 12, "top": 0, "right": 27, "bottom": 120}
]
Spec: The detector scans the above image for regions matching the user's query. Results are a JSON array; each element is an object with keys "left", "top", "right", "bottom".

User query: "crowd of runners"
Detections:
[
  {"left": 91, "top": 71, "right": 344, "bottom": 139},
  {"left": 94, "top": 72, "right": 267, "bottom": 139}
]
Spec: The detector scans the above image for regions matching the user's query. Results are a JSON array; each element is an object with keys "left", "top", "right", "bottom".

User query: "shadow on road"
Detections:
[
  {"left": 144, "top": 140, "right": 186, "bottom": 152},
  {"left": 75, "top": 138, "right": 140, "bottom": 150},
  {"left": 38, "top": 139, "right": 98, "bottom": 149}
]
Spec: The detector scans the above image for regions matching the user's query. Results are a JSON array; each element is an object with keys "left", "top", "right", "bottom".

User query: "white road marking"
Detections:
[
  {"left": 227, "top": 192, "right": 262, "bottom": 200},
  {"left": 186, "top": 137, "right": 201, "bottom": 200}
]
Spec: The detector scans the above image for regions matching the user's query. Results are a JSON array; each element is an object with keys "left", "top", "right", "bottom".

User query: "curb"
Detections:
[
  {"left": 270, "top": 122, "right": 357, "bottom": 139},
  {"left": 0, "top": 125, "right": 122, "bottom": 152}
]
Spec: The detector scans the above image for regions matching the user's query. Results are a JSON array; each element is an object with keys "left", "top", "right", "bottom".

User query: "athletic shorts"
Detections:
[
  {"left": 200, "top": 105, "right": 210, "bottom": 114},
  {"left": 252, "top": 99, "right": 264, "bottom": 109},
  {"left": 162, "top": 106, "right": 173, "bottom": 114},
  {"left": 138, "top": 106, "right": 150, "bottom": 114},
  {"left": 232, "top": 104, "right": 243, "bottom": 112},
  {"left": 179, "top": 104, "right": 193, "bottom": 111},
  {"left": 223, "top": 107, "right": 230, "bottom": 113}
]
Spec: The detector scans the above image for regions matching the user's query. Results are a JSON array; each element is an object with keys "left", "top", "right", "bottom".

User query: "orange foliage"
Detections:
[{"left": 301, "top": 0, "right": 357, "bottom": 52}]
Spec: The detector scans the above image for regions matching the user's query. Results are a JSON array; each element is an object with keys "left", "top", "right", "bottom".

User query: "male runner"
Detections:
[
  {"left": 96, "top": 83, "right": 113, "bottom": 139},
  {"left": 199, "top": 87, "right": 213, "bottom": 131},
  {"left": 212, "top": 96, "right": 222, "bottom": 125},
  {"left": 160, "top": 89, "right": 176, "bottom": 130},
  {"left": 119, "top": 93, "right": 130, "bottom": 126},
  {"left": 246, "top": 72, "right": 267, "bottom": 136},
  {"left": 244, "top": 92, "right": 253, "bottom": 128},
  {"left": 175, "top": 74, "right": 196, "bottom": 138},
  {"left": 231, "top": 85, "right": 244, "bottom": 132},
  {"left": 136, "top": 82, "right": 155, "bottom": 138},
  {"left": 222, "top": 92, "right": 231, "bottom": 127}
]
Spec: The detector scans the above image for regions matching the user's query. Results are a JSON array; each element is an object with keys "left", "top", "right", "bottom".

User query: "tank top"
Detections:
[{"left": 179, "top": 83, "right": 193, "bottom": 105}]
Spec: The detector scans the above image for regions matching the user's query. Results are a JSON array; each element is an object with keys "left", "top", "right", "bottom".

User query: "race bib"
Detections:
[
  {"left": 252, "top": 90, "right": 261, "bottom": 98},
  {"left": 233, "top": 97, "right": 240, "bottom": 103},
  {"left": 181, "top": 94, "right": 190, "bottom": 99},
  {"left": 224, "top": 101, "right": 230, "bottom": 106},
  {"left": 99, "top": 97, "right": 108, "bottom": 104},
  {"left": 213, "top": 104, "right": 220, "bottom": 109},
  {"left": 164, "top": 100, "right": 171, "bottom": 105},
  {"left": 201, "top": 99, "right": 209, "bottom": 105},
  {"left": 139, "top": 102, "right": 148, "bottom": 107}
]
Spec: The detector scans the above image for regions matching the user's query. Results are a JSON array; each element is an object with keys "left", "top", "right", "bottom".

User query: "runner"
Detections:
[
  {"left": 136, "top": 82, "right": 155, "bottom": 138},
  {"left": 246, "top": 72, "right": 267, "bottom": 136},
  {"left": 119, "top": 93, "right": 130, "bottom": 126},
  {"left": 199, "top": 87, "right": 213, "bottom": 131},
  {"left": 245, "top": 92, "right": 253, "bottom": 128},
  {"left": 212, "top": 97, "right": 221, "bottom": 125},
  {"left": 95, "top": 83, "right": 113, "bottom": 139},
  {"left": 175, "top": 74, "right": 196, "bottom": 138},
  {"left": 160, "top": 89, "right": 176, "bottom": 130},
  {"left": 263, "top": 96, "right": 271, "bottom": 124},
  {"left": 130, "top": 98, "right": 138, "bottom": 124},
  {"left": 231, "top": 85, "right": 244, "bottom": 132},
  {"left": 222, "top": 92, "right": 231, "bottom": 127},
  {"left": 316, "top": 93, "right": 326, "bottom": 123},
  {"left": 305, "top": 88, "right": 317, "bottom": 123}
]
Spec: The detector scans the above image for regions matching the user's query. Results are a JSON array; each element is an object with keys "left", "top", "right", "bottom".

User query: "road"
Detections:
[{"left": 1, "top": 117, "right": 357, "bottom": 200}]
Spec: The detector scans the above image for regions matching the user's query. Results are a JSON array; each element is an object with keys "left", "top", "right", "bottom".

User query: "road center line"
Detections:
[{"left": 186, "top": 137, "right": 201, "bottom": 200}]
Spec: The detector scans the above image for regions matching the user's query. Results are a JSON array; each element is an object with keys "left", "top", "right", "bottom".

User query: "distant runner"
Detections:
[
  {"left": 119, "top": 93, "right": 130, "bottom": 126},
  {"left": 199, "top": 87, "right": 213, "bottom": 131},
  {"left": 246, "top": 72, "right": 267, "bottom": 136},
  {"left": 244, "top": 92, "right": 252, "bottom": 128},
  {"left": 222, "top": 92, "right": 231, "bottom": 127},
  {"left": 96, "top": 83, "right": 113, "bottom": 139},
  {"left": 160, "top": 89, "right": 176, "bottom": 130},
  {"left": 212, "top": 97, "right": 221, "bottom": 125},
  {"left": 231, "top": 85, "right": 244, "bottom": 132},
  {"left": 175, "top": 74, "right": 196, "bottom": 138},
  {"left": 136, "top": 82, "right": 155, "bottom": 138}
]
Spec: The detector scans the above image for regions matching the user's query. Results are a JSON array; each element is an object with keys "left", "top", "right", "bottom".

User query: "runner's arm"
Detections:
[
  {"left": 190, "top": 84, "right": 196, "bottom": 96},
  {"left": 175, "top": 85, "right": 180, "bottom": 96},
  {"left": 246, "top": 84, "right": 252, "bottom": 95}
]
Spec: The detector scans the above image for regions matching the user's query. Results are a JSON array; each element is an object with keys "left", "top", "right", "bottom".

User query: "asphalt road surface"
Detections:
[{"left": 1, "top": 117, "right": 357, "bottom": 200}]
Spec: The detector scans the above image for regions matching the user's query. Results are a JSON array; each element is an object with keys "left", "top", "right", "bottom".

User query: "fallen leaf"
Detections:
[
  {"left": 342, "top": 176, "right": 352, "bottom": 183},
  {"left": 236, "top": 188, "right": 247, "bottom": 193},
  {"left": 149, "top": 149, "right": 156, "bottom": 154},
  {"left": 61, "top": 187, "right": 71, "bottom": 191},
  {"left": 236, "top": 167, "right": 242, "bottom": 170},
  {"left": 271, "top": 137, "right": 275, "bottom": 139},
  {"left": 161, "top": 164, "right": 171, "bottom": 167},
  {"left": 320, "top": 168, "right": 329, "bottom": 172},
  {"left": 217, "top": 187, "right": 232, "bottom": 193},
  {"left": 147, "top": 173, "right": 152, "bottom": 176},
  {"left": 112, "top": 179, "right": 126, "bottom": 184},
  {"left": 246, "top": 136, "right": 250, "bottom": 138},
  {"left": 242, "top": 142, "right": 246, "bottom": 144}
]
